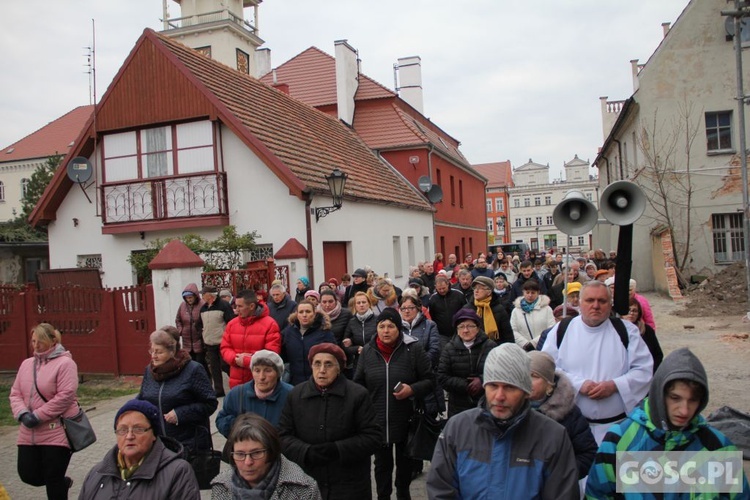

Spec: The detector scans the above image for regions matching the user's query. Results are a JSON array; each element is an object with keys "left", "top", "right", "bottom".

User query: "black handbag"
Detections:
[
  {"left": 406, "top": 401, "right": 445, "bottom": 461},
  {"left": 188, "top": 427, "right": 222, "bottom": 490},
  {"left": 33, "top": 360, "right": 96, "bottom": 452}
]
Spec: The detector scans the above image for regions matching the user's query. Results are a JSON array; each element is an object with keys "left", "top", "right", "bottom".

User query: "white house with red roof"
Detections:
[{"left": 30, "top": 29, "right": 434, "bottom": 290}]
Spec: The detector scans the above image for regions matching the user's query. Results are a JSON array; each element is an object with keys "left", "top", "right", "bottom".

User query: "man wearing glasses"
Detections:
[{"left": 78, "top": 399, "right": 199, "bottom": 499}]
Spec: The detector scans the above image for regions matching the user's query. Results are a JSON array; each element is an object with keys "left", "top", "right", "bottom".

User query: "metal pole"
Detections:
[{"left": 730, "top": 1, "right": 750, "bottom": 310}]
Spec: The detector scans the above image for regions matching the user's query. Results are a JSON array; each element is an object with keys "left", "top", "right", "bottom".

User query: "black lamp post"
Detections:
[{"left": 315, "top": 168, "right": 349, "bottom": 222}]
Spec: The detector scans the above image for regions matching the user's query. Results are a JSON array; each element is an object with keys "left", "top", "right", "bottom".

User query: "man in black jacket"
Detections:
[
  {"left": 428, "top": 276, "right": 466, "bottom": 349},
  {"left": 267, "top": 283, "right": 297, "bottom": 331}
]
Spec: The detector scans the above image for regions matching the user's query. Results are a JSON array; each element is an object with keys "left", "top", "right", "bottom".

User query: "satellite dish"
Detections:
[
  {"left": 66, "top": 156, "right": 93, "bottom": 184},
  {"left": 418, "top": 175, "right": 431, "bottom": 193},
  {"left": 426, "top": 184, "right": 443, "bottom": 204}
]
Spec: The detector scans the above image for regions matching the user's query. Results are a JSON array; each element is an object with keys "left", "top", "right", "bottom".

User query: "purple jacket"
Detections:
[{"left": 10, "top": 344, "right": 79, "bottom": 447}]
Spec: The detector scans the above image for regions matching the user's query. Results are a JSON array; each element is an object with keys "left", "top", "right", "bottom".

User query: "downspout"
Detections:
[
  {"left": 613, "top": 139, "right": 624, "bottom": 180},
  {"left": 427, "top": 144, "right": 436, "bottom": 252},
  {"left": 600, "top": 156, "right": 611, "bottom": 185},
  {"left": 304, "top": 192, "right": 315, "bottom": 285}
]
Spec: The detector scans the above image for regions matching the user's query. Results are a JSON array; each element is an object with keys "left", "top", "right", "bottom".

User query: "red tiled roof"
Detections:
[
  {"left": 473, "top": 161, "right": 514, "bottom": 188},
  {"left": 258, "top": 47, "right": 395, "bottom": 106},
  {"left": 31, "top": 30, "right": 431, "bottom": 225},
  {"left": 274, "top": 238, "right": 308, "bottom": 259},
  {"left": 260, "top": 47, "right": 470, "bottom": 169},
  {"left": 148, "top": 240, "right": 204, "bottom": 270},
  {"left": 2, "top": 106, "right": 94, "bottom": 162}
]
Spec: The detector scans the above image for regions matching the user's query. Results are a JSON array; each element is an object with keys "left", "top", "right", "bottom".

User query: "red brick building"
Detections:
[{"left": 473, "top": 161, "right": 513, "bottom": 245}]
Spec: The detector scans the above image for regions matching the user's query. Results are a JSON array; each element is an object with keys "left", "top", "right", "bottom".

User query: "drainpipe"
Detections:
[
  {"left": 613, "top": 139, "right": 624, "bottom": 179},
  {"left": 304, "top": 193, "right": 315, "bottom": 284},
  {"left": 427, "top": 145, "right": 437, "bottom": 253}
]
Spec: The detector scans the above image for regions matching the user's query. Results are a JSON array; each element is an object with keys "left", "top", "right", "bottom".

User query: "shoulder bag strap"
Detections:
[
  {"left": 32, "top": 358, "right": 49, "bottom": 403},
  {"left": 523, "top": 314, "right": 534, "bottom": 339}
]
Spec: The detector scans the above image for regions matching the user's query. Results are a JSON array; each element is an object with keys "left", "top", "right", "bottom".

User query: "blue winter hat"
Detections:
[
  {"left": 114, "top": 399, "right": 164, "bottom": 436},
  {"left": 298, "top": 277, "right": 310, "bottom": 287}
]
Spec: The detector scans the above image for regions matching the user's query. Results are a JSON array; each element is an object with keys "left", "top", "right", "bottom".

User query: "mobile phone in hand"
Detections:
[{"left": 393, "top": 382, "right": 404, "bottom": 392}]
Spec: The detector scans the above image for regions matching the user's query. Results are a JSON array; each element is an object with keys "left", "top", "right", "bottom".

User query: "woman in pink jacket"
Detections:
[{"left": 9, "top": 323, "right": 79, "bottom": 500}]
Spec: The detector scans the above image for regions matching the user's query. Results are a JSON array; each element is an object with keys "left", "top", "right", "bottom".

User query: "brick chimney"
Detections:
[{"left": 334, "top": 40, "right": 359, "bottom": 127}]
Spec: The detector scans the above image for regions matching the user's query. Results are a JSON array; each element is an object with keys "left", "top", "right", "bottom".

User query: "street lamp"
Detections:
[
  {"left": 315, "top": 168, "right": 349, "bottom": 222},
  {"left": 499, "top": 215, "right": 506, "bottom": 243}
]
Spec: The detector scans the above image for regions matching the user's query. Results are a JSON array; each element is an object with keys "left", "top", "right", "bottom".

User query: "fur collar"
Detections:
[{"left": 537, "top": 370, "right": 576, "bottom": 422}]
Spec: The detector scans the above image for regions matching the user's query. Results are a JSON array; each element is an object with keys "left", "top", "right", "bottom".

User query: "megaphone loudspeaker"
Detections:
[
  {"left": 600, "top": 180, "right": 646, "bottom": 226},
  {"left": 552, "top": 190, "right": 598, "bottom": 236}
]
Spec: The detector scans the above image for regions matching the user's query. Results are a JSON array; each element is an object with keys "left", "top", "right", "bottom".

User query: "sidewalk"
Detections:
[{"left": 0, "top": 392, "right": 429, "bottom": 499}]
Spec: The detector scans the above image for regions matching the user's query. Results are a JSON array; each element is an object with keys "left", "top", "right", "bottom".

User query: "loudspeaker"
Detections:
[
  {"left": 552, "top": 190, "right": 598, "bottom": 236},
  {"left": 600, "top": 181, "right": 646, "bottom": 226}
]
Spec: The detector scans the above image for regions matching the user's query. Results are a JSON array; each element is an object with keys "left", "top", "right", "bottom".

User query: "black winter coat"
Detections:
[
  {"left": 268, "top": 294, "right": 297, "bottom": 331},
  {"left": 138, "top": 356, "right": 218, "bottom": 453},
  {"left": 343, "top": 312, "right": 378, "bottom": 369},
  {"left": 438, "top": 331, "right": 497, "bottom": 417},
  {"left": 509, "top": 271, "right": 548, "bottom": 303},
  {"left": 279, "top": 375, "right": 381, "bottom": 500},
  {"left": 353, "top": 335, "right": 435, "bottom": 444},
  {"left": 464, "top": 296, "right": 515, "bottom": 345},
  {"left": 328, "top": 308, "right": 352, "bottom": 344},
  {"left": 451, "top": 283, "right": 473, "bottom": 306},
  {"left": 281, "top": 313, "right": 336, "bottom": 385},
  {"left": 428, "top": 289, "right": 466, "bottom": 339}
]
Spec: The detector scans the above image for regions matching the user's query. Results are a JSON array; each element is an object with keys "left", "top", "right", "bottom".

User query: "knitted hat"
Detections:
[
  {"left": 408, "top": 277, "right": 424, "bottom": 288},
  {"left": 483, "top": 344, "right": 532, "bottom": 394},
  {"left": 298, "top": 277, "right": 310, "bottom": 287},
  {"left": 452, "top": 308, "right": 482, "bottom": 328},
  {"left": 219, "top": 289, "right": 232, "bottom": 298},
  {"left": 352, "top": 269, "right": 367, "bottom": 278},
  {"left": 553, "top": 305, "right": 579, "bottom": 319},
  {"left": 304, "top": 290, "right": 320, "bottom": 300},
  {"left": 251, "top": 350, "right": 285, "bottom": 379},
  {"left": 594, "top": 269, "right": 609, "bottom": 279},
  {"left": 114, "top": 399, "right": 164, "bottom": 436},
  {"left": 493, "top": 271, "right": 508, "bottom": 281},
  {"left": 308, "top": 343, "right": 347, "bottom": 370},
  {"left": 472, "top": 276, "right": 495, "bottom": 290},
  {"left": 565, "top": 282, "right": 582, "bottom": 295},
  {"left": 328, "top": 278, "right": 339, "bottom": 286},
  {"left": 376, "top": 307, "right": 403, "bottom": 333},
  {"left": 528, "top": 351, "right": 556, "bottom": 385}
]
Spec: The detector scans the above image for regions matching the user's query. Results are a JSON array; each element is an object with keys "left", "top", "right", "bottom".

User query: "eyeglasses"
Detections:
[
  {"left": 115, "top": 426, "right": 152, "bottom": 436},
  {"left": 231, "top": 449, "right": 267, "bottom": 462},
  {"left": 312, "top": 360, "right": 337, "bottom": 370},
  {"left": 457, "top": 323, "right": 478, "bottom": 331},
  {"left": 399, "top": 306, "right": 417, "bottom": 312}
]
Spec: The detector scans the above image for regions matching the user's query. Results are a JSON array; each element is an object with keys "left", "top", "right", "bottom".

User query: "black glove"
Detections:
[
  {"left": 523, "top": 342, "right": 535, "bottom": 352},
  {"left": 20, "top": 412, "right": 40, "bottom": 428},
  {"left": 467, "top": 377, "right": 483, "bottom": 397},
  {"left": 306, "top": 443, "right": 339, "bottom": 465}
]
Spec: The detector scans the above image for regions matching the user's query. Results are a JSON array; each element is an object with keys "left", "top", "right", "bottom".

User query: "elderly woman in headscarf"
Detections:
[{"left": 79, "top": 399, "right": 199, "bottom": 499}]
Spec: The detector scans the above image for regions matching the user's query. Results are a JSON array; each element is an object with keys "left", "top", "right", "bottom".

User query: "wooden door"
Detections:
[{"left": 322, "top": 242, "right": 348, "bottom": 284}]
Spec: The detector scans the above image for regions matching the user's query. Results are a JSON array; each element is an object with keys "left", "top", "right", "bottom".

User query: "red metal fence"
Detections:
[
  {"left": 202, "top": 259, "right": 290, "bottom": 297},
  {"left": 0, "top": 284, "right": 155, "bottom": 376}
]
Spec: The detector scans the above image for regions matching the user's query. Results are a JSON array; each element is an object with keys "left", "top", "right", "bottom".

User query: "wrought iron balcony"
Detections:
[
  {"left": 163, "top": 9, "right": 256, "bottom": 35},
  {"left": 102, "top": 172, "right": 228, "bottom": 224}
]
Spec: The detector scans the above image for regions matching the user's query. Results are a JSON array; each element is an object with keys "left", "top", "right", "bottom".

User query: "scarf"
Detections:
[
  {"left": 356, "top": 309, "right": 374, "bottom": 322},
  {"left": 520, "top": 298, "right": 538, "bottom": 314},
  {"left": 230, "top": 458, "right": 281, "bottom": 500},
  {"left": 402, "top": 313, "right": 423, "bottom": 332},
  {"left": 323, "top": 301, "right": 342, "bottom": 321},
  {"left": 474, "top": 296, "right": 499, "bottom": 340},
  {"left": 117, "top": 450, "right": 147, "bottom": 480},
  {"left": 254, "top": 382, "right": 275, "bottom": 400},
  {"left": 376, "top": 337, "right": 398, "bottom": 362},
  {"left": 150, "top": 349, "right": 191, "bottom": 382}
]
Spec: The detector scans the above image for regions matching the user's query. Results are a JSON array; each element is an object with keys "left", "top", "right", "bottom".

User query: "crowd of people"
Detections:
[{"left": 7, "top": 248, "right": 748, "bottom": 499}]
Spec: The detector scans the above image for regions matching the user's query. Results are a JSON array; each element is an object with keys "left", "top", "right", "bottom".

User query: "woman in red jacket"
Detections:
[{"left": 10, "top": 323, "right": 79, "bottom": 499}]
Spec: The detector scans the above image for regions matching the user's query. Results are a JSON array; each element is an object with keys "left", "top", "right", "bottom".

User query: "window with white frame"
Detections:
[
  {"left": 515, "top": 218, "right": 521, "bottom": 227},
  {"left": 578, "top": 236, "right": 585, "bottom": 245},
  {"left": 568, "top": 236, "right": 573, "bottom": 245},
  {"left": 0, "top": 181, "right": 4, "bottom": 202},
  {"left": 536, "top": 216, "right": 542, "bottom": 226},
  {"left": 534, "top": 197, "right": 541, "bottom": 206},
  {"left": 496, "top": 217, "right": 504, "bottom": 231},
  {"left": 514, "top": 198, "right": 520, "bottom": 208},
  {"left": 545, "top": 195, "right": 552, "bottom": 205},
  {"left": 103, "top": 121, "right": 215, "bottom": 182},
  {"left": 487, "top": 218, "right": 493, "bottom": 231},
  {"left": 248, "top": 244, "right": 274, "bottom": 262},
  {"left": 586, "top": 193, "right": 593, "bottom": 201},
  {"left": 712, "top": 213, "right": 745, "bottom": 263},
  {"left": 705, "top": 111, "right": 732, "bottom": 152},
  {"left": 486, "top": 199, "right": 492, "bottom": 212},
  {"left": 21, "top": 178, "right": 29, "bottom": 198},
  {"left": 525, "top": 217, "right": 532, "bottom": 226},
  {"left": 393, "top": 236, "right": 402, "bottom": 278},
  {"left": 524, "top": 198, "right": 530, "bottom": 207},
  {"left": 495, "top": 198, "right": 504, "bottom": 212},
  {"left": 546, "top": 216, "right": 553, "bottom": 225}
]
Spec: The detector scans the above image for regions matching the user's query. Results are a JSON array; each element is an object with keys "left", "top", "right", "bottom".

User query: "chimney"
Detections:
[
  {"left": 396, "top": 56, "right": 424, "bottom": 114},
  {"left": 662, "top": 22, "right": 671, "bottom": 38},
  {"left": 630, "top": 59, "right": 640, "bottom": 93},
  {"left": 334, "top": 40, "right": 359, "bottom": 127},
  {"left": 255, "top": 48, "right": 272, "bottom": 78}
]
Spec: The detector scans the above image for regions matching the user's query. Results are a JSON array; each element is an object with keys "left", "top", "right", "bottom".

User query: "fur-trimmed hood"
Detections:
[
  {"left": 366, "top": 286, "right": 398, "bottom": 307},
  {"left": 536, "top": 370, "right": 576, "bottom": 422},
  {"left": 287, "top": 310, "right": 332, "bottom": 331}
]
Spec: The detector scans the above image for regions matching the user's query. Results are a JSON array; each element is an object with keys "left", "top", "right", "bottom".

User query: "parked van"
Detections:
[{"left": 488, "top": 243, "right": 529, "bottom": 258}]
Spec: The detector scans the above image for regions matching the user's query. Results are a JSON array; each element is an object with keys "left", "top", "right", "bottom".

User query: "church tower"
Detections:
[{"left": 161, "top": 0, "right": 270, "bottom": 77}]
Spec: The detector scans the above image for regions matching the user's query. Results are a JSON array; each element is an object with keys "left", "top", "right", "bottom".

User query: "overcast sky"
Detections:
[{"left": 1, "top": 0, "right": 689, "bottom": 179}]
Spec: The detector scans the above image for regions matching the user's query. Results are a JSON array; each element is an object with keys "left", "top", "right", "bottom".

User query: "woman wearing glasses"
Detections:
[
  {"left": 137, "top": 329, "right": 218, "bottom": 457},
  {"left": 437, "top": 309, "right": 497, "bottom": 418},
  {"left": 79, "top": 399, "right": 199, "bottom": 499},
  {"left": 212, "top": 413, "right": 321, "bottom": 499}
]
